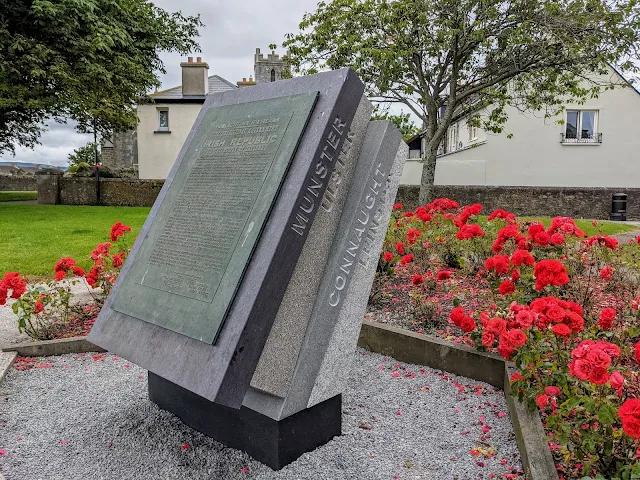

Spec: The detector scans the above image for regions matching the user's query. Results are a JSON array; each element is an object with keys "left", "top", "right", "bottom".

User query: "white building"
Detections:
[
  {"left": 401, "top": 67, "right": 640, "bottom": 188},
  {"left": 135, "top": 49, "right": 289, "bottom": 179},
  {"left": 136, "top": 57, "right": 238, "bottom": 179}
]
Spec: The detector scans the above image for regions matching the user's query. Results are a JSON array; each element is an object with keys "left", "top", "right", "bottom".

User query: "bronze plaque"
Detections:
[{"left": 112, "top": 93, "right": 318, "bottom": 343}]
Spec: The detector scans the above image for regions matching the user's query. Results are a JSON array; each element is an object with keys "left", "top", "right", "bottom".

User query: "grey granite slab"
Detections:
[
  {"left": 242, "top": 121, "right": 404, "bottom": 420},
  {"left": 250, "top": 95, "right": 372, "bottom": 397},
  {"left": 88, "top": 68, "right": 364, "bottom": 409},
  {"left": 307, "top": 141, "right": 407, "bottom": 407}
]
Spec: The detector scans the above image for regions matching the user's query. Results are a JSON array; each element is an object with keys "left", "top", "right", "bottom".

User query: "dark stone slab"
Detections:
[
  {"left": 88, "top": 68, "right": 364, "bottom": 409},
  {"left": 112, "top": 94, "right": 318, "bottom": 344},
  {"left": 148, "top": 372, "right": 341, "bottom": 470}
]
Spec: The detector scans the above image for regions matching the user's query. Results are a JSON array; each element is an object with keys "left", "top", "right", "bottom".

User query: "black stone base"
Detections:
[{"left": 148, "top": 372, "right": 342, "bottom": 470}]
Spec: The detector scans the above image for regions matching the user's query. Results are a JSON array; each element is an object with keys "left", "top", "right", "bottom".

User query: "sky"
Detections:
[{"left": 0, "top": 0, "right": 352, "bottom": 167}]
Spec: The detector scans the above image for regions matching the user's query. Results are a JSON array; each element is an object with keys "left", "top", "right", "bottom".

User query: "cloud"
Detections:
[{"left": 1, "top": 0, "right": 420, "bottom": 167}]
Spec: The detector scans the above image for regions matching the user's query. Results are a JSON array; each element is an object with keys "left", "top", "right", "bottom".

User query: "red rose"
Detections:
[
  {"left": 450, "top": 307, "right": 466, "bottom": 325},
  {"left": 610, "top": 371, "right": 624, "bottom": 393},
  {"left": 437, "top": 270, "right": 451, "bottom": 281},
  {"left": 383, "top": 252, "right": 393, "bottom": 262},
  {"left": 550, "top": 233, "right": 565, "bottom": 245},
  {"left": 635, "top": 341, "right": 640, "bottom": 364},
  {"left": 506, "top": 329, "right": 527, "bottom": 347},
  {"left": 72, "top": 266, "right": 85, "bottom": 277},
  {"left": 595, "top": 341, "right": 620, "bottom": 359},
  {"left": 55, "top": 271, "right": 66, "bottom": 281},
  {"left": 481, "top": 331, "right": 496, "bottom": 347},
  {"left": 511, "top": 268, "right": 520, "bottom": 283},
  {"left": 396, "top": 242, "right": 405, "bottom": 255},
  {"left": 619, "top": 399, "right": 640, "bottom": 437},
  {"left": 459, "top": 316, "right": 476, "bottom": 333},
  {"left": 514, "top": 310, "right": 535, "bottom": 330},
  {"left": 412, "top": 274, "right": 424, "bottom": 286},
  {"left": 392, "top": 203, "right": 403, "bottom": 211},
  {"left": 486, "top": 318, "right": 507, "bottom": 335},
  {"left": 536, "top": 394, "right": 549, "bottom": 410},
  {"left": 110, "top": 222, "right": 132, "bottom": 242},
  {"left": 598, "top": 308, "right": 616, "bottom": 330},
  {"left": 534, "top": 231, "right": 550, "bottom": 246},
  {"left": 533, "top": 260, "right": 570, "bottom": 291},
  {"left": 34, "top": 301, "right": 44, "bottom": 314},
  {"left": 589, "top": 366, "right": 610, "bottom": 385},
  {"left": 112, "top": 254, "right": 123, "bottom": 268},
  {"left": 570, "top": 359, "right": 592, "bottom": 381},
  {"left": 599, "top": 265, "right": 614, "bottom": 281},
  {"left": 511, "top": 249, "right": 535, "bottom": 267},
  {"left": 552, "top": 323, "right": 571, "bottom": 337},
  {"left": 484, "top": 255, "right": 511, "bottom": 275},
  {"left": 546, "top": 306, "right": 565, "bottom": 323},
  {"left": 400, "top": 254, "right": 414, "bottom": 265},
  {"left": 498, "top": 280, "right": 515, "bottom": 295},
  {"left": 544, "top": 386, "right": 561, "bottom": 397}
]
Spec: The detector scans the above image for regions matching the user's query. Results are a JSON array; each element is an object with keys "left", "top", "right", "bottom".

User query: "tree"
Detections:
[
  {"left": 283, "top": 0, "right": 640, "bottom": 202},
  {"left": 0, "top": 0, "right": 202, "bottom": 154},
  {"left": 371, "top": 105, "right": 421, "bottom": 141},
  {"left": 68, "top": 142, "right": 101, "bottom": 167}
]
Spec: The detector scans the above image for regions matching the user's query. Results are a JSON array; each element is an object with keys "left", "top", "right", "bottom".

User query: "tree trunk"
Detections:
[{"left": 418, "top": 147, "right": 438, "bottom": 205}]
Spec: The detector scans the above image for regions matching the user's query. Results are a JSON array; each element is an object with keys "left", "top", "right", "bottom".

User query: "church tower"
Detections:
[{"left": 254, "top": 48, "right": 288, "bottom": 84}]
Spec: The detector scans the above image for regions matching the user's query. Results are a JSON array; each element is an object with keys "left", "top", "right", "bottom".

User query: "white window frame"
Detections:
[
  {"left": 447, "top": 123, "right": 459, "bottom": 152},
  {"left": 470, "top": 124, "right": 478, "bottom": 141},
  {"left": 157, "top": 108, "right": 170, "bottom": 131},
  {"left": 563, "top": 109, "right": 599, "bottom": 143}
]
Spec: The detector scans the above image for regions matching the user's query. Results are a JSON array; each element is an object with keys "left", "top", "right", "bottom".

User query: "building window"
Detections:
[
  {"left": 447, "top": 123, "right": 459, "bottom": 152},
  {"left": 158, "top": 109, "right": 169, "bottom": 131},
  {"left": 470, "top": 124, "right": 478, "bottom": 141},
  {"left": 562, "top": 110, "right": 600, "bottom": 143},
  {"left": 270, "top": 69, "right": 276, "bottom": 82}
]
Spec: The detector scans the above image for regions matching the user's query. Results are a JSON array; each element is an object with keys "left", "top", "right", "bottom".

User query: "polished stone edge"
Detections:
[
  {"left": 148, "top": 372, "right": 341, "bottom": 471},
  {"left": 2, "top": 337, "right": 105, "bottom": 357},
  {"left": 357, "top": 321, "right": 558, "bottom": 480}
]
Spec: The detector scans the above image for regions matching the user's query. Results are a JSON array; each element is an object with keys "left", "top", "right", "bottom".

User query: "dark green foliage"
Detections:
[{"left": 0, "top": 0, "right": 202, "bottom": 154}]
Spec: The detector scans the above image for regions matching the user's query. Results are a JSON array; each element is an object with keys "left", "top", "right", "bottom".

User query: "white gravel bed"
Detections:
[{"left": 0, "top": 349, "right": 523, "bottom": 480}]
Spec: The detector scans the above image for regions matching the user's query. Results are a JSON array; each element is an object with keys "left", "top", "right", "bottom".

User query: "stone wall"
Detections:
[
  {"left": 0, "top": 175, "right": 37, "bottom": 191},
  {"left": 395, "top": 185, "right": 640, "bottom": 220},
  {"left": 38, "top": 175, "right": 163, "bottom": 207}
]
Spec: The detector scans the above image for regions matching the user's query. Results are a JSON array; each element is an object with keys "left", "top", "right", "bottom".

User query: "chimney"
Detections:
[{"left": 180, "top": 56, "right": 209, "bottom": 96}]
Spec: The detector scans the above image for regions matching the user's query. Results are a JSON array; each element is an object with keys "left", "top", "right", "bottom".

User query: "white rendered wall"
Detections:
[
  {"left": 137, "top": 103, "right": 202, "bottom": 179},
  {"left": 432, "top": 71, "right": 640, "bottom": 187}
]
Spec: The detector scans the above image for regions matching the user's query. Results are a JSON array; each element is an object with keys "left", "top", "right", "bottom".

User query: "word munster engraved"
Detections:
[{"left": 112, "top": 93, "right": 318, "bottom": 344}]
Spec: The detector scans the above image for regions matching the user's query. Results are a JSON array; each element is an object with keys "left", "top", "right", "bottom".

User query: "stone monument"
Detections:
[{"left": 88, "top": 68, "right": 407, "bottom": 470}]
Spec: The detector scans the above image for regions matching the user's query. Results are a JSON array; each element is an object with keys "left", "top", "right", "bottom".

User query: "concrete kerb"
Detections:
[
  {"left": 357, "top": 320, "right": 558, "bottom": 480},
  {"left": 2, "top": 336, "right": 105, "bottom": 357},
  {"left": 0, "top": 351, "right": 17, "bottom": 384}
]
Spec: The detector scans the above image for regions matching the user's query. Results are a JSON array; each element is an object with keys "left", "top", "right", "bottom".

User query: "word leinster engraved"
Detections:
[{"left": 111, "top": 93, "right": 318, "bottom": 344}]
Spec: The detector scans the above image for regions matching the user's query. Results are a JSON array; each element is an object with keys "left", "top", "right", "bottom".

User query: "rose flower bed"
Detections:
[
  {"left": 368, "top": 199, "right": 640, "bottom": 479},
  {"left": 0, "top": 222, "right": 132, "bottom": 341}
]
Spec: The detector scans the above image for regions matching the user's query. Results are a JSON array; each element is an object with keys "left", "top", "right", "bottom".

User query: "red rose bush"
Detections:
[
  {"left": 6, "top": 223, "right": 133, "bottom": 341},
  {"left": 375, "top": 199, "right": 640, "bottom": 478}
]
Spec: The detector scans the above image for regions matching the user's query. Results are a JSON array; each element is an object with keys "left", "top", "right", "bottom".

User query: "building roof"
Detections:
[{"left": 149, "top": 75, "right": 238, "bottom": 101}]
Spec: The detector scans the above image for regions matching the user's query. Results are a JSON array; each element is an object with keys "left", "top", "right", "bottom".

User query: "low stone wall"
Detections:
[
  {"left": 38, "top": 174, "right": 164, "bottom": 207},
  {"left": 396, "top": 184, "right": 640, "bottom": 220},
  {"left": 0, "top": 175, "right": 37, "bottom": 191}
]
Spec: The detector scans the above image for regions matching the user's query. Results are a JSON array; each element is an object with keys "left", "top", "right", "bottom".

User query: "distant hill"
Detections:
[{"left": 0, "top": 162, "right": 66, "bottom": 174}]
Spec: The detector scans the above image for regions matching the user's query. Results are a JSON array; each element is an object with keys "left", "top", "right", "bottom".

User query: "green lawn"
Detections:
[
  {"left": 0, "top": 205, "right": 150, "bottom": 279},
  {"left": 518, "top": 216, "right": 637, "bottom": 237},
  {"left": 0, "top": 191, "right": 37, "bottom": 202},
  {"left": 0, "top": 204, "right": 636, "bottom": 280}
]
